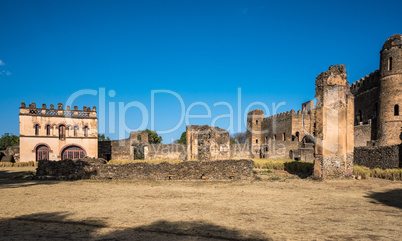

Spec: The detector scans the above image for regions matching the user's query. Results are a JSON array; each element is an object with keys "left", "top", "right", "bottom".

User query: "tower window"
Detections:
[
  {"left": 256, "top": 139, "right": 258, "bottom": 144},
  {"left": 46, "top": 125, "right": 51, "bottom": 136},
  {"left": 283, "top": 133, "right": 286, "bottom": 141},
  {"left": 388, "top": 57, "right": 393, "bottom": 71},
  {"left": 34, "top": 124, "right": 40, "bottom": 135},
  {"left": 395, "top": 105, "right": 399, "bottom": 116},
  {"left": 59, "top": 125, "right": 66, "bottom": 140},
  {"left": 74, "top": 126, "right": 78, "bottom": 137},
  {"left": 83, "top": 126, "right": 89, "bottom": 137},
  {"left": 273, "top": 135, "right": 276, "bottom": 140},
  {"left": 256, "top": 120, "right": 258, "bottom": 124}
]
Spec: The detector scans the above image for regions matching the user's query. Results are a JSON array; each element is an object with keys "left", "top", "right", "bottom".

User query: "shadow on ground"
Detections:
[
  {"left": 365, "top": 188, "right": 402, "bottom": 209},
  {"left": 0, "top": 170, "right": 57, "bottom": 189},
  {"left": 0, "top": 212, "right": 271, "bottom": 241}
]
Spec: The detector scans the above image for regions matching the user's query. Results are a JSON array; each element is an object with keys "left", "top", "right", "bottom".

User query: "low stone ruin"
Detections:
[{"left": 35, "top": 158, "right": 254, "bottom": 181}]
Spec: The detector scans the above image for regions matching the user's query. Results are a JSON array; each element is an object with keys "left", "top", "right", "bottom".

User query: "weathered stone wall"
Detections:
[
  {"left": 354, "top": 145, "right": 401, "bottom": 169},
  {"left": 145, "top": 144, "right": 186, "bottom": 160},
  {"left": 260, "top": 140, "right": 300, "bottom": 159},
  {"left": 354, "top": 122, "right": 372, "bottom": 147},
  {"left": 186, "top": 125, "right": 230, "bottom": 161},
  {"left": 98, "top": 141, "right": 112, "bottom": 160},
  {"left": 110, "top": 139, "right": 132, "bottom": 160},
  {"left": 230, "top": 144, "right": 253, "bottom": 159},
  {"left": 0, "top": 146, "right": 20, "bottom": 162},
  {"left": 36, "top": 159, "right": 254, "bottom": 180}
]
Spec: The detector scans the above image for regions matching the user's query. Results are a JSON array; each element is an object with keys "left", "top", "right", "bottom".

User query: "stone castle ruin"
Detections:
[{"left": 1, "top": 34, "right": 401, "bottom": 180}]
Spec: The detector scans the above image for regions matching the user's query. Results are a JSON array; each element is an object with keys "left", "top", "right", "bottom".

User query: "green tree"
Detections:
[
  {"left": 176, "top": 131, "right": 186, "bottom": 144},
  {"left": 98, "top": 134, "right": 111, "bottom": 141},
  {"left": 143, "top": 129, "right": 163, "bottom": 144},
  {"left": 0, "top": 133, "right": 19, "bottom": 150}
]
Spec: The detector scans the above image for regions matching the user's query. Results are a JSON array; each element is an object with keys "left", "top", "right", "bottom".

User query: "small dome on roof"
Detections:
[{"left": 382, "top": 34, "right": 402, "bottom": 50}]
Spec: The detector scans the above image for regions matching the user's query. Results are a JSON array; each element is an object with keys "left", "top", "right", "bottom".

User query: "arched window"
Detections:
[
  {"left": 256, "top": 139, "right": 258, "bottom": 144},
  {"left": 273, "top": 135, "right": 276, "bottom": 140},
  {"left": 46, "top": 125, "right": 51, "bottom": 136},
  {"left": 59, "top": 125, "right": 66, "bottom": 140},
  {"left": 395, "top": 104, "right": 399, "bottom": 116},
  {"left": 295, "top": 132, "right": 300, "bottom": 142},
  {"left": 36, "top": 145, "right": 49, "bottom": 161},
  {"left": 83, "top": 126, "right": 89, "bottom": 137},
  {"left": 62, "top": 145, "right": 86, "bottom": 160},
  {"left": 74, "top": 126, "right": 78, "bottom": 137},
  {"left": 283, "top": 133, "right": 286, "bottom": 141},
  {"left": 34, "top": 124, "right": 40, "bottom": 135},
  {"left": 256, "top": 120, "right": 259, "bottom": 124},
  {"left": 265, "top": 136, "right": 268, "bottom": 143},
  {"left": 388, "top": 57, "right": 393, "bottom": 71}
]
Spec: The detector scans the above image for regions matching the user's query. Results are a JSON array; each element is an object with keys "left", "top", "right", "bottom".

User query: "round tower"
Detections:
[{"left": 378, "top": 34, "right": 402, "bottom": 146}]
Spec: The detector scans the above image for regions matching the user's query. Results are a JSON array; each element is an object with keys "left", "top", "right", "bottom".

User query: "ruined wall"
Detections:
[
  {"left": 354, "top": 145, "right": 401, "bottom": 169},
  {"left": 0, "top": 146, "right": 20, "bottom": 162},
  {"left": 230, "top": 144, "right": 253, "bottom": 159},
  {"left": 110, "top": 139, "right": 132, "bottom": 160},
  {"left": 354, "top": 122, "right": 372, "bottom": 147},
  {"left": 186, "top": 125, "right": 230, "bottom": 161},
  {"left": 145, "top": 144, "right": 186, "bottom": 160},
  {"left": 98, "top": 141, "right": 112, "bottom": 160},
  {"left": 260, "top": 140, "right": 299, "bottom": 159},
  {"left": 36, "top": 159, "right": 255, "bottom": 181},
  {"left": 350, "top": 70, "right": 380, "bottom": 126},
  {"left": 313, "top": 65, "right": 354, "bottom": 179}
]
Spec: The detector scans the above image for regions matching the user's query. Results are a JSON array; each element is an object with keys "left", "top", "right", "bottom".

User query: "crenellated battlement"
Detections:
[
  {"left": 263, "top": 108, "right": 306, "bottom": 121},
  {"left": 19, "top": 102, "right": 97, "bottom": 118},
  {"left": 350, "top": 70, "right": 380, "bottom": 95}
]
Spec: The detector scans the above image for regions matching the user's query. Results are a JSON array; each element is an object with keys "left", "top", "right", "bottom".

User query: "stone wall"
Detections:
[
  {"left": 354, "top": 145, "right": 401, "bottom": 169},
  {"left": 230, "top": 144, "right": 253, "bottom": 159},
  {"left": 145, "top": 144, "right": 186, "bottom": 160},
  {"left": 0, "top": 146, "right": 20, "bottom": 162},
  {"left": 260, "top": 140, "right": 300, "bottom": 159},
  {"left": 36, "top": 159, "right": 254, "bottom": 181},
  {"left": 354, "top": 122, "right": 372, "bottom": 147}
]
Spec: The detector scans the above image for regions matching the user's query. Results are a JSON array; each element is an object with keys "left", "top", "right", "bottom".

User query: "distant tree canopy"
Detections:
[
  {"left": 230, "top": 132, "right": 247, "bottom": 144},
  {"left": 175, "top": 131, "right": 186, "bottom": 145},
  {"left": 143, "top": 129, "right": 163, "bottom": 144},
  {"left": 98, "top": 134, "right": 111, "bottom": 141},
  {"left": 0, "top": 133, "right": 19, "bottom": 150}
]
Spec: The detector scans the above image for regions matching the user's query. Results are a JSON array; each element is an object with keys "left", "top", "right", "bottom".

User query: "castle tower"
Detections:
[
  {"left": 313, "top": 65, "right": 354, "bottom": 179},
  {"left": 378, "top": 34, "right": 402, "bottom": 146},
  {"left": 246, "top": 109, "right": 264, "bottom": 157}
]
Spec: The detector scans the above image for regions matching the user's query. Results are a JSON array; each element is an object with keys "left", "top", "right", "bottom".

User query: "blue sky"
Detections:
[{"left": 0, "top": 0, "right": 401, "bottom": 143}]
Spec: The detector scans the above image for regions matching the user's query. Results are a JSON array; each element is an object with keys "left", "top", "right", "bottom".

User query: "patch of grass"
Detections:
[
  {"left": 107, "top": 159, "right": 185, "bottom": 165},
  {"left": 253, "top": 159, "right": 313, "bottom": 175},
  {"left": 353, "top": 165, "right": 402, "bottom": 181},
  {"left": 0, "top": 161, "right": 37, "bottom": 167}
]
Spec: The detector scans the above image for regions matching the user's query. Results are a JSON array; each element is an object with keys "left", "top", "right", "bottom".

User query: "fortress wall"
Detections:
[
  {"left": 354, "top": 144, "right": 401, "bottom": 169},
  {"left": 354, "top": 122, "right": 372, "bottom": 147},
  {"left": 110, "top": 139, "right": 131, "bottom": 160},
  {"left": 260, "top": 140, "right": 300, "bottom": 159},
  {"left": 145, "top": 144, "right": 186, "bottom": 160},
  {"left": 230, "top": 144, "right": 253, "bottom": 159},
  {"left": 36, "top": 159, "right": 255, "bottom": 181}
]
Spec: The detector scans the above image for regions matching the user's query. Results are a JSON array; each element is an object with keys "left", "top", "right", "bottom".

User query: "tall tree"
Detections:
[{"left": 0, "top": 133, "right": 19, "bottom": 150}]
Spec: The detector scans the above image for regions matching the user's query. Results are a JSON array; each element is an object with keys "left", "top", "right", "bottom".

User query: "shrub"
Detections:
[
  {"left": 353, "top": 165, "right": 402, "bottom": 181},
  {"left": 0, "top": 161, "right": 37, "bottom": 167}
]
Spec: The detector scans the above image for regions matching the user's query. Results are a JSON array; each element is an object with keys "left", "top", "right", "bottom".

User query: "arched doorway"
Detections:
[
  {"left": 61, "top": 145, "right": 86, "bottom": 160},
  {"left": 36, "top": 145, "right": 49, "bottom": 161}
]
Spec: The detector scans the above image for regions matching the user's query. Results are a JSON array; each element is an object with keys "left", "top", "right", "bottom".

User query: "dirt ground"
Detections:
[{"left": 0, "top": 167, "right": 401, "bottom": 241}]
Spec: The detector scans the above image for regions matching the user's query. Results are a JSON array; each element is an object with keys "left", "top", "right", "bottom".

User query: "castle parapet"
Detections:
[{"left": 20, "top": 102, "right": 97, "bottom": 118}]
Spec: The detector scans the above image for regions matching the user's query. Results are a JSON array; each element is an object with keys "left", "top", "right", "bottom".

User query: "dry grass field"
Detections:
[{"left": 1, "top": 167, "right": 402, "bottom": 241}]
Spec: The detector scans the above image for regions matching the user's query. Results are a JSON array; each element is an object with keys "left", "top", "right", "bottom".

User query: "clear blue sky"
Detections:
[{"left": 0, "top": 0, "right": 401, "bottom": 143}]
